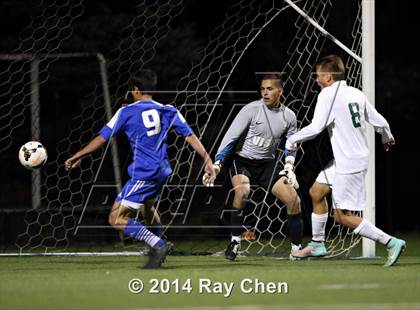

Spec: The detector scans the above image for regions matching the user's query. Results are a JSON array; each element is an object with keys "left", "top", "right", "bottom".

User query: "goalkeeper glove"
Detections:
[
  {"left": 279, "top": 156, "right": 299, "bottom": 190},
  {"left": 202, "top": 160, "right": 221, "bottom": 187}
]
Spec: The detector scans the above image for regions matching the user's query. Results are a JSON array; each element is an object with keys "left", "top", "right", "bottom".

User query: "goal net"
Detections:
[{"left": 0, "top": 0, "right": 364, "bottom": 257}]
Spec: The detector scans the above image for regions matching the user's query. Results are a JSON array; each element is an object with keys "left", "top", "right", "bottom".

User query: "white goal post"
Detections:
[{"left": 362, "top": 0, "right": 376, "bottom": 258}]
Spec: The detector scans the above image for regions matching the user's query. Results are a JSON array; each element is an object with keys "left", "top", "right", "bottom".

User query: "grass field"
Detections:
[{"left": 1, "top": 235, "right": 419, "bottom": 310}]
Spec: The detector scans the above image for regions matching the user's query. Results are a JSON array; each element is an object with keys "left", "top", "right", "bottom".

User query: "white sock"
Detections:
[
  {"left": 312, "top": 212, "right": 328, "bottom": 242},
  {"left": 353, "top": 219, "right": 391, "bottom": 245},
  {"left": 291, "top": 244, "right": 301, "bottom": 251},
  {"left": 231, "top": 235, "right": 241, "bottom": 243}
]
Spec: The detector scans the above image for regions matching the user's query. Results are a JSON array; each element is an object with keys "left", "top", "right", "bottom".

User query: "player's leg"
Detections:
[
  {"left": 141, "top": 199, "right": 172, "bottom": 268},
  {"left": 310, "top": 182, "right": 330, "bottom": 241},
  {"left": 140, "top": 199, "right": 163, "bottom": 236},
  {"left": 291, "top": 181, "right": 331, "bottom": 258},
  {"left": 271, "top": 177, "right": 303, "bottom": 255},
  {"left": 310, "top": 182, "right": 330, "bottom": 215},
  {"left": 111, "top": 179, "right": 169, "bottom": 268},
  {"left": 333, "top": 208, "right": 406, "bottom": 267},
  {"left": 292, "top": 162, "right": 334, "bottom": 258},
  {"left": 332, "top": 171, "right": 406, "bottom": 267},
  {"left": 225, "top": 173, "right": 250, "bottom": 261},
  {"left": 332, "top": 209, "right": 362, "bottom": 229},
  {"left": 108, "top": 201, "right": 131, "bottom": 228},
  {"left": 108, "top": 200, "right": 165, "bottom": 249},
  {"left": 289, "top": 180, "right": 331, "bottom": 259},
  {"left": 259, "top": 160, "right": 303, "bottom": 254},
  {"left": 109, "top": 201, "right": 135, "bottom": 245},
  {"left": 310, "top": 161, "right": 334, "bottom": 244}
]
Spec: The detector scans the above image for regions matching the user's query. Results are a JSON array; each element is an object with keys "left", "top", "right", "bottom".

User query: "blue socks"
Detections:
[
  {"left": 149, "top": 223, "right": 163, "bottom": 237},
  {"left": 123, "top": 219, "right": 164, "bottom": 248}
]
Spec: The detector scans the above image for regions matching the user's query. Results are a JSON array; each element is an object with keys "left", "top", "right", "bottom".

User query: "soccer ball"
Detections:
[{"left": 18, "top": 141, "right": 48, "bottom": 170}]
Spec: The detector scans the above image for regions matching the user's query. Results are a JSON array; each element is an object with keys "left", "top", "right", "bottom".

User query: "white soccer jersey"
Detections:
[{"left": 286, "top": 81, "right": 393, "bottom": 174}]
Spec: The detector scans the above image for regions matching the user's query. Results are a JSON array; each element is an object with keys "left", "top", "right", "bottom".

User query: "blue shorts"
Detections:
[{"left": 115, "top": 178, "right": 166, "bottom": 210}]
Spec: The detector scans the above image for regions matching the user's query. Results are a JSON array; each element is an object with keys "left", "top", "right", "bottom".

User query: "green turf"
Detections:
[{"left": 1, "top": 237, "right": 419, "bottom": 310}]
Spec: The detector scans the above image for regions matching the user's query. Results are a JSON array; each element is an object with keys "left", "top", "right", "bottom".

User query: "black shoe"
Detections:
[
  {"left": 161, "top": 241, "right": 173, "bottom": 264},
  {"left": 143, "top": 242, "right": 172, "bottom": 269},
  {"left": 141, "top": 241, "right": 173, "bottom": 257},
  {"left": 225, "top": 240, "right": 240, "bottom": 261}
]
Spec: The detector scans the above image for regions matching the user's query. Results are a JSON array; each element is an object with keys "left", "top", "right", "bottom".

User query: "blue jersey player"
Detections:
[{"left": 65, "top": 69, "right": 216, "bottom": 268}]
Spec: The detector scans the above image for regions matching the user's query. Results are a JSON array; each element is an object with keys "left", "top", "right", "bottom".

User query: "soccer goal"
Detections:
[{"left": 0, "top": 0, "right": 375, "bottom": 258}]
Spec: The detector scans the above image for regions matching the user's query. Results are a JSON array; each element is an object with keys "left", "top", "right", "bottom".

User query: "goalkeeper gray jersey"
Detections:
[{"left": 215, "top": 100, "right": 297, "bottom": 164}]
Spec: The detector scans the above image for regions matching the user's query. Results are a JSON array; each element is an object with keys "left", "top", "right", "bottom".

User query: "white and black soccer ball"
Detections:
[{"left": 18, "top": 141, "right": 48, "bottom": 170}]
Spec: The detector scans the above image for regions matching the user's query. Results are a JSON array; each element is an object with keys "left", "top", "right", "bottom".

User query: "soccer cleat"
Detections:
[
  {"left": 139, "top": 246, "right": 150, "bottom": 256},
  {"left": 161, "top": 241, "right": 174, "bottom": 263},
  {"left": 141, "top": 241, "right": 173, "bottom": 258},
  {"left": 225, "top": 240, "right": 240, "bottom": 261},
  {"left": 384, "top": 237, "right": 406, "bottom": 267},
  {"left": 291, "top": 241, "right": 327, "bottom": 258},
  {"left": 143, "top": 242, "right": 172, "bottom": 269},
  {"left": 289, "top": 245, "right": 302, "bottom": 261}
]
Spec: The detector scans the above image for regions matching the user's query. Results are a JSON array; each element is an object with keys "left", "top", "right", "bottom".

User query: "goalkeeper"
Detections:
[{"left": 203, "top": 73, "right": 303, "bottom": 260}]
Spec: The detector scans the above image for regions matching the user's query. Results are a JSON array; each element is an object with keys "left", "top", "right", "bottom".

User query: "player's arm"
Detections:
[
  {"left": 65, "top": 107, "right": 125, "bottom": 170},
  {"left": 200, "top": 104, "right": 252, "bottom": 186},
  {"left": 64, "top": 136, "right": 106, "bottom": 170},
  {"left": 364, "top": 97, "right": 395, "bottom": 151},
  {"left": 284, "top": 111, "right": 298, "bottom": 162},
  {"left": 169, "top": 108, "right": 216, "bottom": 186},
  {"left": 185, "top": 134, "right": 216, "bottom": 186},
  {"left": 214, "top": 104, "right": 253, "bottom": 167},
  {"left": 280, "top": 112, "right": 299, "bottom": 189},
  {"left": 286, "top": 91, "right": 333, "bottom": 151}
]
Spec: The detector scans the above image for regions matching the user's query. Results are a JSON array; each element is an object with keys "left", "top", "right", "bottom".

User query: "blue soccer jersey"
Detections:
[{"left": 99, "top": 100, "right": 193, "bottom": 181}]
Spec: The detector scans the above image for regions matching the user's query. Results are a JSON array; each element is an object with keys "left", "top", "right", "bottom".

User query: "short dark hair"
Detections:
[
  {"left": 259, "top": 73, "right": 283, "bottom": 88},
  {"left": 315, "top": 55, "right": 345, "bottom": 81},
  {"left": 130, "top": 69, "right": 157, "bottom": 94}
]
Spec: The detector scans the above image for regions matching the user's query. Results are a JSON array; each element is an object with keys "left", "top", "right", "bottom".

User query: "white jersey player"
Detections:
[{"left": 285, "top": 55, "right": 405, "bottom": 267}]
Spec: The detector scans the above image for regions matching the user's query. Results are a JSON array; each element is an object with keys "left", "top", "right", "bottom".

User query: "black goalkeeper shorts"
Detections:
[{"left": 228, "top": 155, "right": 283, "bottom": 191}]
